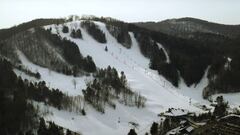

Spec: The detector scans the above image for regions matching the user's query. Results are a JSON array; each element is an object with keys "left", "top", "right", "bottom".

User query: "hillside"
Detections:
[
  {"left": 133, "top": 18, "right": 240, "bottom": 96},
  {"left": 0, "top": 16, "right": 240, "bottom": 135}
]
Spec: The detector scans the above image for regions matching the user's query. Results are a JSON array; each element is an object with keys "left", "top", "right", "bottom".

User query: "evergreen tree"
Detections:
[
  {"left": 35, "top": 72, "right": 41, "bottom": 79},
  {"left": 82, "top": 108, "right": 86, "bottom": 116},
  {"left": 18, "top": 131, "right": 24, "bottom": 135},
  {"left": 150, "top": 122, "right": 158, "bottom": 135},
  {"left": 105, "top": 46, "right": 108, "bottom": 52},
  {"left": 70, "top": 29, "right": 76, "bottom": 38},
  {"left": 70, "top": 29, "right": 82, "bottom": 39},
  {"left": 120, "top": 71, "right": 127, "bottom": 86},
  {"left": 75, "top": 29, "right": 82, "bottom": 39},
  {"left": 66, "top": 129, "right": 72, "bottom": 135},
  {"left": 83, "top": 56, "right": 96, "bottom": 72},
  {"left": 128, "top": 129, "right": 137, "bottom": 135},
  {"left": 25, "top": 130, "right": 34, "bottom": 135},
  {"left": 162, "top": 118, "right": 170, "bottom": 133},
  {"left": 213, "top": 96, "right": 228, "bottom": 117},
  {"left": 62, "top": 25, "right": 69, "bottom": 33},
  {"left": 81, "top": 21, "right": 106, "bottom": 43},
  {"left": 0, "top": 59, "right": 38, "bottom": 134},
  {"left": 37, "top": 118, "right": 47, "bottom": 135}
]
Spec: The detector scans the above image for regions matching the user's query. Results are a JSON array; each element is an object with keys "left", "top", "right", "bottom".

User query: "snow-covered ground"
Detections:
[
  {"left": 15, "top": 50, "right": 88, "bottom": 96},
  {"left": 14, "top": 20, "right": 240, "bottom": 135},
  {"left": 212, "top": 93, "right": 240, "bottom": 108},
  {"left": 178, "top": 67, "right": 210, "bottom": 105}
]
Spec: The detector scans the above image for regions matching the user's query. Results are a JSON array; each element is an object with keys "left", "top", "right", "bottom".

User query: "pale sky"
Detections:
[{"left": 1, "top": 0, "right": 240, "bottom": 29}]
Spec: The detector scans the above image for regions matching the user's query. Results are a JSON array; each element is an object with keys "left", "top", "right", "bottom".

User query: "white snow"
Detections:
[
  {"left": 178, "top": 67, "right": 211, "bottom": 106},
  {"left": 13, "top": 20, "right": 240, "bottom": 135},
  {"left": 178, "top": 65, "right": 240, "bottom": 109},
  {"left": 212, "top": 93, "right": 240, "bottom": 108},
  {"left": 156, "top": 42, "right": 170, "bottom": 63},
  {"left": 15, "top": 50, "right": 88, "bottom": 96}
]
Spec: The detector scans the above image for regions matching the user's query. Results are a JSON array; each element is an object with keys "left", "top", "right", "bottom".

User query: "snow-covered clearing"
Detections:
[
  {"left": 178, "top": 67, "right": 210, "bottom": 105},
  {"left": 15, "top": 50, "right": 87, "bottom": 96}
]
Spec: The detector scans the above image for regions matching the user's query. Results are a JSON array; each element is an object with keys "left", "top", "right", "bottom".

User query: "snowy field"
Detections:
[{"left": 14, "top": 20, "right": 240, "bottom": 135}]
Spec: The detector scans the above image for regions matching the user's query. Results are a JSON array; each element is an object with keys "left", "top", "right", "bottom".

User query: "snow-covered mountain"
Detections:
[{"left": 1, "top": 16, "right": 240, "bottom": 135}]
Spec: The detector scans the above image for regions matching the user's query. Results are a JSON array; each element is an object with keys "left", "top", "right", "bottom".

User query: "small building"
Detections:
[
  {"left": 179, "top": 126, "right": 194, "bottom": 135},
  {"left": 160, "top": 108, "right": 192, "bottom": 122}
]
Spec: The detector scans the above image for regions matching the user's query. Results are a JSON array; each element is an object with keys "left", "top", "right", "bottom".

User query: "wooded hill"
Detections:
[{"left": 1, "top": 16, "right": 240, "bottom": 97}]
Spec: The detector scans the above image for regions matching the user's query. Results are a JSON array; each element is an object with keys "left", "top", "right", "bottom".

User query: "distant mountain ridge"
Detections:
[{"left": 135, "top": 17, "right": 240, "bottom": 39}]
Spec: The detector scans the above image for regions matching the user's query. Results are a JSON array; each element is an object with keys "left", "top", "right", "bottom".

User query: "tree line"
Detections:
[{"left": 37, "top": 28, "right": 96, "bottom": 74}]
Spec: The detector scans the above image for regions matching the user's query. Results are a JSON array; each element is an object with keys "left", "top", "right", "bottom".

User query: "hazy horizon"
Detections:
[{"left": 1, "top": 0, "right": 240, "bottom": 29}]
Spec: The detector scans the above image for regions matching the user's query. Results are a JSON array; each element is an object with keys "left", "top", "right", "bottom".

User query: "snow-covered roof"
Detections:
[
  {"left": 180, "top": 120, "right": 187, "bottom": 124},
  {"left": 186, "top": 126, "right": 194, "bottom": 132},
  {"left": 227, "top": 57, "right": 232, "bottom": 62},
  {"left": 164, "top": 108, "right": 189, "bottom": 117}
]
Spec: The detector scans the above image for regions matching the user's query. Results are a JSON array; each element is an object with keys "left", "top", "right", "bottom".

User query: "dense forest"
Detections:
[
  {"left": 38, "top": 28, "right": 96, "bottom": 73},
  {"left": 106, "top": 23, "right": 132, "bottom": 48},
  {"left": 80, "top": 20, "right": 107, "bottom": 43},
  {"left": 128, "top": 23, "right": 240, "bottom": 96},
  {"left": 0, "top": 58, "right": 82, "bottom": 134},
  {"left": 37, "top": 118, "right": 81, "bottom": 135},
  {"left": 133, "top": 32, "right": 179, "bottom": 86},
  {"left": 81, "top": 16, "right": 132, "bottom": 48},
  {"left": 0, "top": 19, "right": 65, "bottom": 41},
  {"left": 0, "top": 59, "right": 38, "bottom": 134},
  {"left": 0, "top": 27, "right": 97, "bottom": 78}
]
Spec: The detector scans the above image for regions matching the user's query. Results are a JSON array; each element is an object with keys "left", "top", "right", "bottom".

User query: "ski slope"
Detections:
[
  {"left": 45, "top": 21, "right": 201, "bottom": 110},
  {"left": 15, "top": 50, "right": 88, "bottom": 96},
  {"left": 13, "top": 20, "right": 239, "bottom": 135}
]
